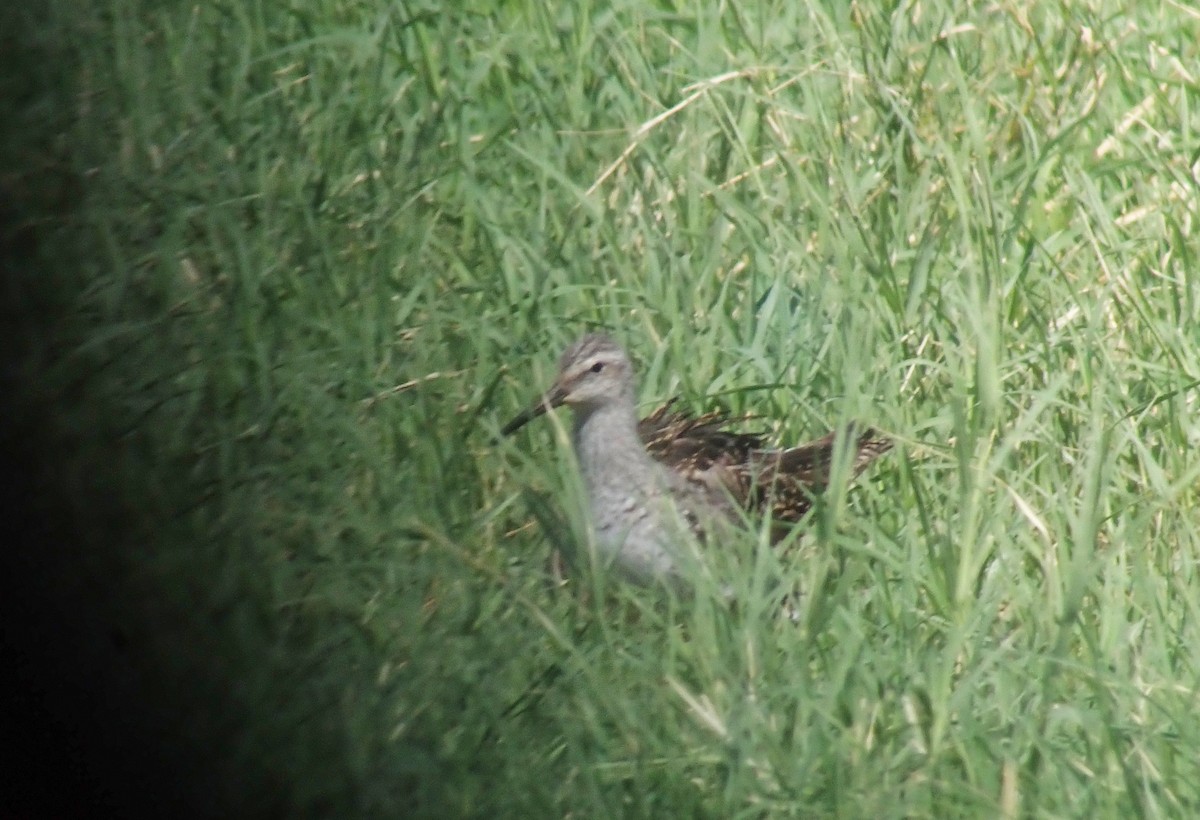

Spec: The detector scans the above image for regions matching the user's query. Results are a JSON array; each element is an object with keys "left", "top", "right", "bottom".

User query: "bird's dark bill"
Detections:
[{"left": 500, "top": 386, "right": 567, "bottom": 436}]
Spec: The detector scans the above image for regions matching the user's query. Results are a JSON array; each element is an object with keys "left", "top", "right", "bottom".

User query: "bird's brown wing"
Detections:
[
  {"left": 748, "top": 426, "right": 893, "bottom": 522},
  {"left": 640, "top": 400, "right": 891, "bottom": 528},
  {"left": 638, "top": 399, "right": 764, "bottom": 474}
]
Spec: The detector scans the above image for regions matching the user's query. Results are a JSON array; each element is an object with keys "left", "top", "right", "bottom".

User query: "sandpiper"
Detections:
[{"left": 501, "top": 333, "right": 891, "bottom": 587}]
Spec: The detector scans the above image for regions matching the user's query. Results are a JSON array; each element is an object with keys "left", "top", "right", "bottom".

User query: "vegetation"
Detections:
[{"left": 3, "top": 0, "right": 1198, "bottom": 816}]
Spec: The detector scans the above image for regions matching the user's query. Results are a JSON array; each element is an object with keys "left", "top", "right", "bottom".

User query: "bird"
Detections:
[{"left": 500, "top": 333, "right": 891, "bottom": 589}]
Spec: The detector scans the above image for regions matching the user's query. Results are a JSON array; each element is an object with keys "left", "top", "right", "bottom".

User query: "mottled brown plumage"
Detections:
[{"left": 638, "top": 400, "right": 892, "bottom": 532}]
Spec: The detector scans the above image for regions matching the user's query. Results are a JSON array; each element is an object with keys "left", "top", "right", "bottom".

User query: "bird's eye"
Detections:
[{"left": 590, "top": 362, "right": 604, "bottom": 373}]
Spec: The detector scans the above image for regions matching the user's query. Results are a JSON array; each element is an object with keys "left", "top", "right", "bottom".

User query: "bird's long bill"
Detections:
[{"left": 499, "top": 384, "right": 568, "bottom": 436}]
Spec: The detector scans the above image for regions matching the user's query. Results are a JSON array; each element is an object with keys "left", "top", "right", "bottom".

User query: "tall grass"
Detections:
[{"left": 4, "top": 0, "right": 1199, "bottom": 815}]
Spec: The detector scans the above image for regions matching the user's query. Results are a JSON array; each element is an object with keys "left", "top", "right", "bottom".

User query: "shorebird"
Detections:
[{"left": 500, "top": 333, "right": 891, "bottom": 588}]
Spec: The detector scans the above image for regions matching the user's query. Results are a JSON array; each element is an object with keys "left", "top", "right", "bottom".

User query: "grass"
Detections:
[{"left": 3, "top": 0, "right": 1199, "bottom": 816}]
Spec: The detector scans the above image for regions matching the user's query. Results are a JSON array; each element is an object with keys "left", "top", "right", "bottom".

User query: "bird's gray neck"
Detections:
[{"left": 572, "top": 400, "right": 658, "bottom": 490}]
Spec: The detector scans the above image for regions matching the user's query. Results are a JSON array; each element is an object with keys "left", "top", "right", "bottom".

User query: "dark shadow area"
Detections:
[
  {"left": 0, "top": 170, "right": 237, "bottom": 820},
  {"left": 0, "top": 11, "right": 277, "bottom": 818}
]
